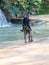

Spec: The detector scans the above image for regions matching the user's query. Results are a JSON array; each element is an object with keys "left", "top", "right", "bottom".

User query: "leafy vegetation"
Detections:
[{"left": 0, "top": 0, "right": 49, "bottom": 17}]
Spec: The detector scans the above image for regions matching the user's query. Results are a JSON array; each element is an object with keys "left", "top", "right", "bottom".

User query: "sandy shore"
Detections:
[
  {"left": 29, "top": 15, "right": 49, "bottom": 21},
  {"left": 0, "top": 42, "right": 49, "bottom": 65}
]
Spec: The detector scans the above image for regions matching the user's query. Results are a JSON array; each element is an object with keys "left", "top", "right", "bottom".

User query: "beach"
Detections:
[
  {"left": 0, "top": 14, "right": 49, "bottom": 65},
  {"left": 0, "top": 0, "right": 49, "bottom": 64},
  {"left": 0, "top": 42, "right": 49, "bottom": 65}
]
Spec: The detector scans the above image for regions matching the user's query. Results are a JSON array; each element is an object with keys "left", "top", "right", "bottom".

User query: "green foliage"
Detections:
[
  {"left": 39, "top": 0, "right": 49, "bottom": 14},
  {"left": 1, "top": 0, "right": 41, "bottom": 15},
  {"left": 1, "top": 0, "right": 49, "bottom": 16},
  {"left": 39, "top": 9, "right": 49, "bottom": 14}
]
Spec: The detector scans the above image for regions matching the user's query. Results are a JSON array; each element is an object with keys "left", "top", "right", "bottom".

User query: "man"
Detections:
[{"left": 22, "top": 15, "right": 33, "bottom": 43}]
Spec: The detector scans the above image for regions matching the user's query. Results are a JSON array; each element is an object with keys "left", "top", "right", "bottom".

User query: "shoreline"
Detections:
[
  {"left": 0, "top": 36, "right": 49, "bottom": 49},
  {"left": 0, "top": 43, "right": 49, "bottom": 65}
]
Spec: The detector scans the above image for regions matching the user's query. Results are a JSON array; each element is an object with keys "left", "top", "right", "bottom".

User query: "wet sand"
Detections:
[{"left": 0, "top": 42, "right": 49, "bottom": 65}]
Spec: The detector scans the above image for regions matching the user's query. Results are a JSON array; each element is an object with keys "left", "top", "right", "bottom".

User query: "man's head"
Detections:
[
  {"left": 22, "top": 14, "right": 29, "bottom": 18},
  {"left": 26, "top": 14, "right": 29, "bottom": 17}
]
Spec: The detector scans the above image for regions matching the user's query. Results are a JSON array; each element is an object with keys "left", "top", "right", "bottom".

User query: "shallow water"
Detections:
[{"left": 0, "top": 24, "right": 49, "bottom": 48}]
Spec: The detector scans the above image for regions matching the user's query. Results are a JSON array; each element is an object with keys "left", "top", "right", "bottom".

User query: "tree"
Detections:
[{"left": 0, "top": 0, "right": 42, "bottom": 16}]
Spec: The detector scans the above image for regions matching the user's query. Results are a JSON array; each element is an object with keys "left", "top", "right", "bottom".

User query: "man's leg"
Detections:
[
  {"left": 24, "top": 32, "right": 27, "bottom": 43},
  {"left": 28, "top": 31, "right": 33, "bottom": 42},
  {"left": 28, "top": 33, "right": 30, "bottom": 41}
]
